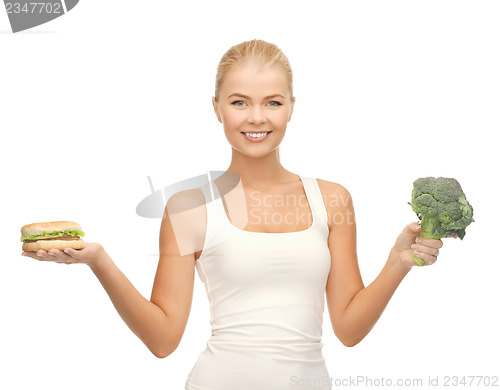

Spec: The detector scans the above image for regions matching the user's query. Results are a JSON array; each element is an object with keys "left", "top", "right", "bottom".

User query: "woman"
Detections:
[{"left": 21, "top": 39, "right": 452, "bottom": 390}]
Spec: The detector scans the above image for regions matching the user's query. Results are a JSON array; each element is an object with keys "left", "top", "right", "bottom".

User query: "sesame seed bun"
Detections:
[{"left": 21, "top": 221, "right": 82, "bottom": 236}]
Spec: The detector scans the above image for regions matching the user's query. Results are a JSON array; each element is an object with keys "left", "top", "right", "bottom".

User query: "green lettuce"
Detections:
[{"left": 20, "top": 230, "right": 85, "bottom": 242}]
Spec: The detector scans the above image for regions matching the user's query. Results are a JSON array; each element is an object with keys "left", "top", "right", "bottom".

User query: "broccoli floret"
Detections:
[{"left": 409, "top": 177, "right": 474, "bottom": 266}]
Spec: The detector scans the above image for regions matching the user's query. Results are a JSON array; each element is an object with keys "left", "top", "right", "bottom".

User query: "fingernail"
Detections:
[
  {"left": 416, "top": 237, "right": 422, "bottom": 243},
  {"left": 48, "top": 252, "right": 55, "bottom": 256},
  {"left": 37, "top": 253, "right": 43, "bottom": 257},
  {"left": 411, "top": 244, "right": 416, "bottom": 249},
  {"left": 64, "top": 249, "right": 69, "bottom": 254}
]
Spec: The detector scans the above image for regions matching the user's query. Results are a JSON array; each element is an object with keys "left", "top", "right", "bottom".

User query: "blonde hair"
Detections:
[{"left": 214, "top": 39, "right": 294, "bottom": 162}]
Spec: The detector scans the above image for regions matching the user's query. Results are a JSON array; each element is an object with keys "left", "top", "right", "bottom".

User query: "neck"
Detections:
[{"left": 225, "top": 148, "right": 295, "bottom": 188}]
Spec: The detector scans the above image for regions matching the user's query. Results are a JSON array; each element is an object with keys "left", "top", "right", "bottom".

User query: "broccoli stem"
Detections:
[
  {"left": 412, "top": 254, "right": 426, "bottom": 267},
  {"left": 414, "top": 215, "right": 443, "bottom": 266}
]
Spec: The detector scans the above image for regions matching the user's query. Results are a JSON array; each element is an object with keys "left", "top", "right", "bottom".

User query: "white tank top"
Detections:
[{"left": 186, "top": 175, "right": 332, "bottom": 390}]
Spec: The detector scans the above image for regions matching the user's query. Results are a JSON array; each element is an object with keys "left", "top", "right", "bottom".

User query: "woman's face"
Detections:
[{"left": 212, "top": 65, "right": 295, "bottom": 158}]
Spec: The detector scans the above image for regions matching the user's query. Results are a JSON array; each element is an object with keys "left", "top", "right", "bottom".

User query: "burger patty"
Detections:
[{"left": 23, "top": 235, "right": 81, "bottom": 243}]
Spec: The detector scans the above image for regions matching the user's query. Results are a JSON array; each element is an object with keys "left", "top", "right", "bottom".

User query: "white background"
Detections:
[{"left": 1, "top": 1, "right": 499, "bottom": 389}]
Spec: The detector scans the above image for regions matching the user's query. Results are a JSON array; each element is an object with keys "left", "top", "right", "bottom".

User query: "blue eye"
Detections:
[{"left": 230, "top": 100, "right": 282, "bottom": 107}]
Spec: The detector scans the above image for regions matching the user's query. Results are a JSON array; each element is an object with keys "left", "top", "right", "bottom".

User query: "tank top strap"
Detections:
[
  {"left": 198, "top": 180, "right": 235, "bottom": 251},
  {"left": 299, "top": 175, "right": 329, "bottom": 235}
]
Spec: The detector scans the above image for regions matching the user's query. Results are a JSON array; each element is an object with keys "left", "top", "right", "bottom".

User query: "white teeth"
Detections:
[{"left": 244, "top": 132, "right": 269, "bottom": 138}]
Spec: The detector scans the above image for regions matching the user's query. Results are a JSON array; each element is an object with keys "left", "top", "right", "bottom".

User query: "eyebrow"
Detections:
[{"left": 227, "top": 93, "right": 285, "bottom": 100}]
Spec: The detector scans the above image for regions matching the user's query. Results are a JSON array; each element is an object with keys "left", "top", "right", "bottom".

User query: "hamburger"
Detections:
[{"left": 21, "top": 221, "right": 86, "bottom": 252}]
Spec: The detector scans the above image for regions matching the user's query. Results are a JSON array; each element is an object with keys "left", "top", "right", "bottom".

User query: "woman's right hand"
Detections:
[{"left": 22, "top": 243, "right": 106, "bottom": 268}]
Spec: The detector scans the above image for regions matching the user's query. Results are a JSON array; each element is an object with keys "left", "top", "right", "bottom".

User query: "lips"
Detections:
[{"left": 241, "top": 131, "right": 272, "bottom": 142}]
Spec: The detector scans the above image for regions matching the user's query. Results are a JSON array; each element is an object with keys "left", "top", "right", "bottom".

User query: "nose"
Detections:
[{"left": 247, "top": 105, "right": 266, "bottom": 124}]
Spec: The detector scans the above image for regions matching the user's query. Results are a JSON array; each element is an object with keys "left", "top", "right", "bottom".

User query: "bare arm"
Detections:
[
  {"left": 330, "top": 246, "right": 411, "bottom": 347},
  {"left": 22, "top": 190, "right": 204, "bottom": 358},
  {"left": 87, "top": 249, "right": 180, "bottom": 358},
  {"left": 88, "top": 189, "right": 202, "bottom": 357},
  {"left": 319, "top": 180, "right": 443, "bottom": 347},
  {"left": 23, "top": 243, "right": 176, "bottom": 358}
]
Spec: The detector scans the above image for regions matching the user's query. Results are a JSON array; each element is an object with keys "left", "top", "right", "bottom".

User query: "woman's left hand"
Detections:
[{"left": 393, "top": 222, "right": 457, "bottom": 268}]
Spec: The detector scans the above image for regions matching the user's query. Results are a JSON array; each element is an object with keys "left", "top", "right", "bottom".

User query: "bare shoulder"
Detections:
[
  {"left": 165, "top": 188, "right": 206, "bottom": 212},
  {"left": 162, "top": 188, "right": 207, "bottom": 257},
  {"left": 316, "top": 178, "right": 352, "bottom": 206},
  {"left": 316, "top": 178, "right": 350, "bottom": 197},
  {"left": 316, "top": 178, "right": 354, "bottom": 229}
]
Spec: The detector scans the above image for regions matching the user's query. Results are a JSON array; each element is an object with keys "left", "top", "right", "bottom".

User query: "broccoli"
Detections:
[{"left": 409, "top": 177, "right": 474, "bottom": 266}]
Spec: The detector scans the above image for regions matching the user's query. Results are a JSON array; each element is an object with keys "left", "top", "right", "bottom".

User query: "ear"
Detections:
[
  {"left": 288, "top": 96, "right": 295, "bottom": 122},
  {"left": 212, "top": 96, "right": 222, "bottom": 123}
]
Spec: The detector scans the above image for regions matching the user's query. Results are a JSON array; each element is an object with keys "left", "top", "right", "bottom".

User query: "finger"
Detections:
[
  {"left": 63, "top": 247, "right": 83, "bottom": 260},
  {"left": 413, "top": 250, "right": 437, "bottom": 265},
  {"left": 22, "top": 251, "right": 41, "bottom": 260},
  {"left": 47, "top": 249, "right": 75, "bottom": 264},
  {"left": 425, "top": 256, "right": 438, "bottom": 266},
  {"left": 36, "top": 249, "right": 53, "bottom": 261},
  {"left": 416, "top": 237, "right": 443, "bottom": 249},
  {"left": 411, "top": 244, "right": 439, "bottom": 257},
  {"left": 404, "top": 222, "right": 422, "bottom": 236}
]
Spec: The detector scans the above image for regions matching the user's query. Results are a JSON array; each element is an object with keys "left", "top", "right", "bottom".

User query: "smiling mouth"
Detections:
[
  {"left": 241, "top": 131, "right": 272, "bottom": 142},
  {"left": 241, "top": 131, "right": 272, "bottom": 136}
]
